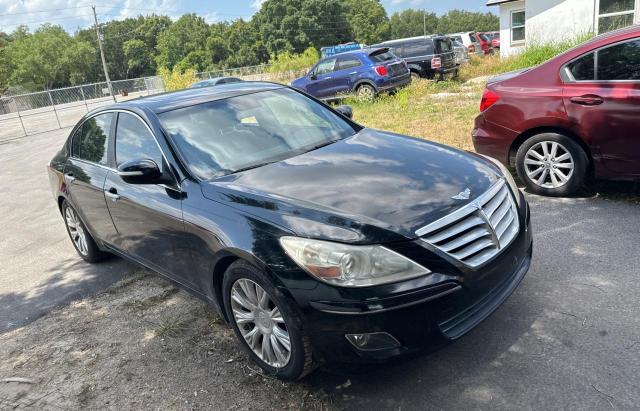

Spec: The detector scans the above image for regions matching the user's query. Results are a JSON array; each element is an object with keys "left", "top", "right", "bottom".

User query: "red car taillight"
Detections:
[
  {"left": 468, "top": 45, "right": 476, "bottom": 53},
  {"left": 480, "top": 89, "right": 500, "bottom": 112},
  {"left": 374, "top": 66, "right": 388, "bottom": 76},
  {"left": 431, "top": 57, "right": 442, "bottom": 69}
]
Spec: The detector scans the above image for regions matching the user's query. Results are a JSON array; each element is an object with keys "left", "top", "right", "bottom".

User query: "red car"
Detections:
[
  {"left": 476, "top": 32, "right": 493, "bottom": 55},
  {"left": 487, "top": 32, "right": 500, "bottom": 49},
  {"left": 473, "top": 26, "right": 640, "bottom": 196}
]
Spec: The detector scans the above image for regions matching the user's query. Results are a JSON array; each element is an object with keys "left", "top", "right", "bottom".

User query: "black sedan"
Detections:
[{"left": 48, "top": 82, "right": 532, "bottom": 380}]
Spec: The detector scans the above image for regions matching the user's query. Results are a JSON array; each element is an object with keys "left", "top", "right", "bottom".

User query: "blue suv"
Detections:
[{"left": 291, "top": 48, "right": 411, "bottom": 100}]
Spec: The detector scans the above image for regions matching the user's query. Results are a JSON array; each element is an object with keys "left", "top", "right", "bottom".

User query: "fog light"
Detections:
[{"left": 345, "top": 332, "right": 401, "bottom": 351}]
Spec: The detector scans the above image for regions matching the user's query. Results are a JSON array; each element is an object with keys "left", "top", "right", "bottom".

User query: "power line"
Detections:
[{"left": 0, "top": 4, "right": 93, "bottom": 17}]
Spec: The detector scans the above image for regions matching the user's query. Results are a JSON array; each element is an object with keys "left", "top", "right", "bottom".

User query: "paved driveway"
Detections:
[
  {"left": 307, "top": 193, "right": 640, "bottom": 410},
  {"left": 0, "top": 129, "right": 134, "bottom": 331},
  {"left": 1, "top": 129, "right": 639, "bottom": 409}
]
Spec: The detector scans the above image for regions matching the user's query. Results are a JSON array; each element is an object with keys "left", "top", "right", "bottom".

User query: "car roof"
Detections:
[
  {"left": 325, "top": 47, "right": 388, "bottom": 58},
  {"left": 102, "top": 81, "right": 284, "bottom": 114}
]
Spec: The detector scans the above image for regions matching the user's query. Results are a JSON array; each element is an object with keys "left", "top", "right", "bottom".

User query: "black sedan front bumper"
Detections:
[{"left": 299, "top": 197, "right": 533, "bottom": 364}]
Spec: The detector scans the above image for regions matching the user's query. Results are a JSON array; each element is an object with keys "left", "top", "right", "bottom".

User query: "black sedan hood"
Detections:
[{"left": 201, "top": 129, "right": 499, "bottom": 244}]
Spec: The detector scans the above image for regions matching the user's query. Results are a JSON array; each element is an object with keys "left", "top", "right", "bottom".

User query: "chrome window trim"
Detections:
[
  {"left": 68, "top": 108, "right": 181, "bottom": 191},
  {"left": 561, "top": 36, "right": 640, "bottom": 83}
]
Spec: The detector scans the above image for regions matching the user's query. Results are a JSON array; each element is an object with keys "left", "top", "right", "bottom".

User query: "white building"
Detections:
[{"left": 487, "top": 0, "right": 640, "bottom": 56}]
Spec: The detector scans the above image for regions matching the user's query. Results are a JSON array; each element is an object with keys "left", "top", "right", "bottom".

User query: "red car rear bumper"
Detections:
[{"left": 472, "top": 113, "right": 519, "bottom": 165}]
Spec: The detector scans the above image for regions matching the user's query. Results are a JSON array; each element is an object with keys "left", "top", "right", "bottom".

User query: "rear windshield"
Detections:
[
  {"left": 369, "top": 49, "right": 396, "bottom": 62},
  {"left": 435, "top": 38, "right": 453, "bottom": 53}
]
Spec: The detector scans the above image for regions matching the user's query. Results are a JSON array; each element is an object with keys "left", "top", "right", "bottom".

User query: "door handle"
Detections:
[
  {"left": 64, "top": 172, "right": 75, "bottom": 183},
  {"left": 104, "top": 188, "right": 120, "bottom": 202},
  {"left": 570, "top": 95, "right": 604, "bottom": 106}
]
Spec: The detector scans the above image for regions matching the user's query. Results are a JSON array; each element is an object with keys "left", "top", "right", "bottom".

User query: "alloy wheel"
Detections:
[
  {"left": 524, "top": 141, "right": 575, "bottom": 189},
  {"left": 357, "top": 85, "right": 375, "bottom": 101},
  {"left": 230, "top": 279, "right": 291, "bottom": 368},
  {"left": 65, "top": 206, "right": 88, "bottom": 256}
]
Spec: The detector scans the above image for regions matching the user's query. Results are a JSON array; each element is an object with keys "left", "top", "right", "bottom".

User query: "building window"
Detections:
[
  {"left": 511, "top": 10, "right": 526, "bottom": 44},
  {"left": 598, "top": 0, "right": 636, "bottom": 34}
]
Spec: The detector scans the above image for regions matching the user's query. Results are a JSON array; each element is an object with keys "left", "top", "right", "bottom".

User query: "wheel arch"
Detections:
[
  {"left": 509, "top": 126, "right": 594, "bottom": 177},
  {"left": 353, "top": 79, "right": 378, "bottom": 92},
  {"left": 210, "top": 248, "right": 285, "bottom": 323}
]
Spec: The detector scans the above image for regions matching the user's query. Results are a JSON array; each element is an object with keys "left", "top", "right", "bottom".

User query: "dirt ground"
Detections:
[{"left": 0, "top": 271, "right": 332, "bottom": 410}]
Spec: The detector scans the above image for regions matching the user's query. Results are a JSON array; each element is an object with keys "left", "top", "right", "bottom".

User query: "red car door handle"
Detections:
[{"left": 570, "top": 95, "right": 604, "bottom": 106}]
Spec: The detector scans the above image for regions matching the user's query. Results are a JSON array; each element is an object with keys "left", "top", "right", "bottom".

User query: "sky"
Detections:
[{"left": 0, "top": 0, "right": 494, "bottom": 34}]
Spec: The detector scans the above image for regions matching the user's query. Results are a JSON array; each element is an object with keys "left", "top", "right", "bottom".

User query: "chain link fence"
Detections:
[{"left": 0, "top": 64, "right": 307, "bottom": 143}]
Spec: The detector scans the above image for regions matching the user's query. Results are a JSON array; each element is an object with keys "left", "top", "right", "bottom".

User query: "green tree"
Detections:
[
  {"left": 1, "top": 24, "right": 94, "bottom": 91},
  {"left": 389, "top": 9, "right": 438, "bottom": 39},
  {"left": 156, "top": 14, "right": 210, "bottom": 69},
  {"left": 344, "top": 0, "right": 390, "bottom": 44},
  {"left": 435, "top": 10, "right": 499, "bottom": 34},
  {"left": 252, "top": 0, "right": 353, "bottom": 55}
]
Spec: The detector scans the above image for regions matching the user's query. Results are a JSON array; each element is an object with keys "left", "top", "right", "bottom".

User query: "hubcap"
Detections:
[
  {"left": 230, "top": 279, "right": 291, "bottom": 368},
  {"left": 65, "top": 206, "right": 88, "bottom": 256},
  {"left": 524, "top": 141, "right": 575, "bottom": 189}
]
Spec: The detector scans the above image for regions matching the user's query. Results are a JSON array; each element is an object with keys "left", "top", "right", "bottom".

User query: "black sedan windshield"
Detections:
[{"left": 159, "top": 88, "right": 357, "bottom": 179}]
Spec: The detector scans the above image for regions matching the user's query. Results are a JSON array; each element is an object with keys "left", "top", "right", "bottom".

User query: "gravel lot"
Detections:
[{"left": 1, "top": 128, "right": 639, "bottom": 410}]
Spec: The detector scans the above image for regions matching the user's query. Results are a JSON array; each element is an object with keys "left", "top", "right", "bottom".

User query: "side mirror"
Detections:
[
  {"left": 309, "top": 72, "right": 317, "bottom": 80},
  {"left": 118, "top": 159, "right": 162, "bottom": 184},
  {"left": 335, "top": 105, "right": 353, "bottom": 119}
]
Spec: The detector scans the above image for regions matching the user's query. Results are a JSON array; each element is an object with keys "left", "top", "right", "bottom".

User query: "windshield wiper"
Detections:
[{"left": 231, "top": 160, "right": 279, "bottom": 174}]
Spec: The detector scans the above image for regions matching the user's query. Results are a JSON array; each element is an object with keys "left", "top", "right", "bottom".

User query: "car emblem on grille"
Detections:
[{"left": 452, "top": 188, "right": 471, "bottom": 200}]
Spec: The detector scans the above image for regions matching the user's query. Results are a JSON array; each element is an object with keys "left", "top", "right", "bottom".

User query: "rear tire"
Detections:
[
  {"left": 515, "top": 133, "right": 588, "bottom": 197},
  {"left": 61, "top": 200, "right": 107, "bottom": 263},
  {"left": 410, "top": 71, "right": 421, "bottom": 81},
  {"left": 222, "top": 260, "right": 315, "bottom": 380}
]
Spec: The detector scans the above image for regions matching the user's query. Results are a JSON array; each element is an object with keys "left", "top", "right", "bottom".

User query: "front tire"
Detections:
[
  {"left": 515, "top": 133, "right": 588, "bottom": 197},
  {"left": 410, "top": 71, "right": 421, "bottom": 81},
  {"left": 222, "top": 260, "right": 314, "bottom": 380},
  {"left": 61, "top": 200, "right": 107, "bottom": 263}
]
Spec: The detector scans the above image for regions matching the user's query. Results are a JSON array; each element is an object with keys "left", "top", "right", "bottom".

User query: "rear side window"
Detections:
[
  {"left": 336, "top": 56, "right": 362, "bottom": 70},
  {"left": 597, "top": 39, "right": 640, "bottom": 80},
  {"left": 470, "top": 33, "right": 478, "bottom": 42},
  {"left": 369, "top": 50, "right": 396, "bottom": 62},
  {"left": 402, "top": 41, "right": 433, "bottom": 58},
  {"left": 72, "top": 112, "right": 113, "bottom": 165},
  {"left": 567, "top": 52, "right": 595, "bottom": 81},
  {"left": 115, "top": 113, "right": 164, "bottom": 170}
]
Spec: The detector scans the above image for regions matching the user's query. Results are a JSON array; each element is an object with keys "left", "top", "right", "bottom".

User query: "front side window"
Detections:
[
  {"left": 72, "top": 112, "right": 113, "bottom": 165},
  {"left": 598, "top": 0, "right": 636, "bottom": 34},
  {"left": 314, "top": 58, "right": 337, "bottom": 76},
  {"left": 567, "top": 52, "right": 595, "bottom": 81},
  {"left": 115, "top": 112, "right": 164, "bottom": 169},
  {"left": 159, "top": 88, "right": 358, "bottom": 179},
  {"left": 511, "top": 10, "right": 526, "bottom": 44},
  {"left": 597, "top": 39, "right": 640, "bottom": 80}
]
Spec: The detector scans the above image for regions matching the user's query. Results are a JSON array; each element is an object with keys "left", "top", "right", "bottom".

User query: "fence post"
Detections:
[
  {"left": 16, "top": 107, "right": 28, "bottom": 137},
  {"left": 48, "top": 91, "right": 62, "bottom": 129},
  {"left": 80, "top": 87, "right": 89, "bottom": 112}
]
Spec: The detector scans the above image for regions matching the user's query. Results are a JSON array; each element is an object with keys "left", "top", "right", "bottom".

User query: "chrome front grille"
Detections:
[{"left": 416, "top": 179, "right": 519, "bottom": 268}]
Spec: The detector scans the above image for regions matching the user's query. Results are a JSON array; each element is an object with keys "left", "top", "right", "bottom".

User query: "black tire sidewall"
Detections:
[
  {"left": 515, "top": 133, "right": 588, "bottom": 197},
  {"left": 61, "top": 200, "right": 104, "bottom": 263},
  {"left": 222, "top": 260, "right": 310, "bottom": 380}
]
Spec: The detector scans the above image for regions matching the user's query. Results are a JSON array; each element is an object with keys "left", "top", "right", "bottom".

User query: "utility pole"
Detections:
[
  {"left": 92, "top": 5, "right": 115, "bottom": 102},
  {"left": 423, "top": 11, "right": 427, "bottom": 37}
]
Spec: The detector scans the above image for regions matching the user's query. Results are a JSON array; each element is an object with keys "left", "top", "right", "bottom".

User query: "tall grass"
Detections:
[
  {"left": 157, "top": 66, "right": 198, "bottom": 91},
  {"left": 460, "top": 33, "right": 594, "bottom": 81},
  {"left": 267, "top": 47, "right": 319, "bottom": 74}
]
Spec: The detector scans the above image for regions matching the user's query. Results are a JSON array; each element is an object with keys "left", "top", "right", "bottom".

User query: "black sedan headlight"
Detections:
[{"left": 280, "top": 237, "right": 430, "bottom": 287}]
